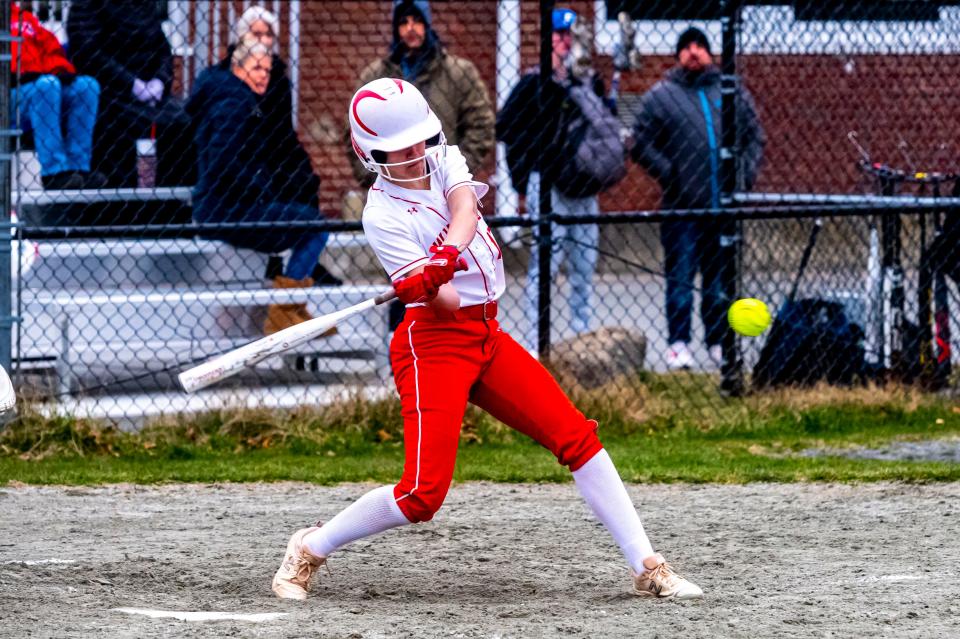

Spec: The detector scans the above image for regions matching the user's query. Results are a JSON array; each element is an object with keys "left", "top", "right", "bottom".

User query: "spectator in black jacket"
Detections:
[
  {"left": 66, "top": 0, "right": 193, "bottom": 187},
  {"left": 187, "top": 36, "right": 336, "bottom": 336}
]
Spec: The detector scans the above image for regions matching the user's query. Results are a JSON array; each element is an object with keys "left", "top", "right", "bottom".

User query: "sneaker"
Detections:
[
  {"left": 709, "top": 344, "right": 723, "bottom": 368},
  {"left": 665, "top": 341, "right": 693, "bottom": 370},
  {"left": 272, "top": 525, "right": 326, "bottom": 600},
  {"left": 632, "top": 553, "right": 703, "bottom": 600}
]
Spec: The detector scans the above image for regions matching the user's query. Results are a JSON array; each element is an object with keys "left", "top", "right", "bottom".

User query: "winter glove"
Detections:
[{"left": 133, "top": 78, "right": 152, "bottom": 103}]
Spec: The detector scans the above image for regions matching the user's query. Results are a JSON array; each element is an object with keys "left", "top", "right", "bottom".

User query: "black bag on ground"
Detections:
[{"left": 753, "top": 298, "right": 865, "bottom": 387}]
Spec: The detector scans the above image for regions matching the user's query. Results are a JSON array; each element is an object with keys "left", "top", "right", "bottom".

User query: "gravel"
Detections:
[{"left": 1, "top": 481, "right": 958, "bottom": 638}]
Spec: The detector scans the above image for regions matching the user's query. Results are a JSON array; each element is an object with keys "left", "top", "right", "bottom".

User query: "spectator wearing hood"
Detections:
[
  {"left": 67, "top": 0, "right": 194, "bottom": 187},
  {"left": 9, "top": 3, "right": 103, "bottom": 190},
  {"left": 630, "top": 27, "right": 765, "bottom": 370},
  {"left": 347, "top": 0, "right": 494, "bottom": 188},
  {"left": 187, "top": 36, "right": 338, "bottom": 336}
]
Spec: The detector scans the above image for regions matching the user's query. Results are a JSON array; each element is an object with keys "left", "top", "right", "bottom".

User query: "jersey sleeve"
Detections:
[
  {"left": 362, "top": 205, "right": 429, "bottom": 281},
  {"left": 439, "top": 145, "right": 489, "bottom": 201}
]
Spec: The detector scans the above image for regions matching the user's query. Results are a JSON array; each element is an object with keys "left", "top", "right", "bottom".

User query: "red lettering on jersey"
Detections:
[{"left": 432, "top": 224, "right": 450, "bottom": 248}]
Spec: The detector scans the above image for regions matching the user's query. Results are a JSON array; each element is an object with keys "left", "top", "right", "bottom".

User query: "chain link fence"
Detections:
[{"left": 3, "top": 0, "right": 960, "bottom": 424}]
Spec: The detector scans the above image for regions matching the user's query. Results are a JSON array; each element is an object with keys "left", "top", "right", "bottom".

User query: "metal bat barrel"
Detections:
[{"left": 178, "top": 297, "right": 383, "bottom": 393}]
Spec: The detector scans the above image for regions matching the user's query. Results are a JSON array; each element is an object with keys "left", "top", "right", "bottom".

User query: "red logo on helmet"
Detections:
[
  {"left": 393, "top": 79, "right": 404, "bottom": 93},
  {"left": 350, "top": 134, "right": 368, "bottom": 161},
  {"left": 351, "top": 89, "right": 387, "bottom": 136}
]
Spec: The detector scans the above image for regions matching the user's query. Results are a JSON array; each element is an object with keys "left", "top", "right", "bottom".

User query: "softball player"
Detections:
[{"left": 272, "top": 78, "right": 702, "bottom": 601}]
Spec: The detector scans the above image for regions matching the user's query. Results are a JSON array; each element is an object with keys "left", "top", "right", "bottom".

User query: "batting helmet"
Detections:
[{"left": 348, "top": 78, "right": 446, "bottom": 182}]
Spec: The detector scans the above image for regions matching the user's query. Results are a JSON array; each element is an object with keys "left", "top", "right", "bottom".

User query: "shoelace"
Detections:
[
  {"left": 285, "top": 553, "right": 326, "bottom": 583},
  {"left": 647, "top": 562, "right": 682, "bottom": 590},
  {"left": 283, "top": 522, "right": 331, "bottom": 585}
]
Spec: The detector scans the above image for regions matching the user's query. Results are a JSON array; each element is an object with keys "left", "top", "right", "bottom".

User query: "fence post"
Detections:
[
  {"left": 719, "top": 0, "right": 744, "bottom": 396},
  {"left": 0, "top": 0, "right": 13, "bottom": 373},
  {"left": 879, "top": 173, "right": 905, "bottom": 379},
  {"left": 536, "top": 0, "right": 555, "bottom": 360}
]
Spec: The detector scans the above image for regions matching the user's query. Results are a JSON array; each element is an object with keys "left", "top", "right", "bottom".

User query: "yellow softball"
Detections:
[{"left": 727, "top": 298, "right": 771, "bottom": 337}]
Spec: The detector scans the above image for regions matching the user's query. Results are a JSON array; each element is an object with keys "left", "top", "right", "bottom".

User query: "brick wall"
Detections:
[{"left": 288, "top": 1, "right": 960, "bottom": 215}]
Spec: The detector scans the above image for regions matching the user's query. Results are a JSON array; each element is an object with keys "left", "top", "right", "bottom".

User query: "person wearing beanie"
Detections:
[
  {"left": 347, "top": 0, "right": 494, "bottom": 189},
  {"left": 675, "top": 26, "right": 711, "bottom": 58},
  {"left": 630, "top": 27, "right": 766, "bottom": 371}
]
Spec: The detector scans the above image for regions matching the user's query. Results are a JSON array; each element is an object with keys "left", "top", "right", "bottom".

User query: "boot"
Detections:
[{"left": 264, "top": 275, "right": 314, "bottom": 335}]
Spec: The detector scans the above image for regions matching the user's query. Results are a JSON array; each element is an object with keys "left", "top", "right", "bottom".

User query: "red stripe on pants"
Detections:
[{"left": 389, "top": 316, "right": 602, "bottom": 523}]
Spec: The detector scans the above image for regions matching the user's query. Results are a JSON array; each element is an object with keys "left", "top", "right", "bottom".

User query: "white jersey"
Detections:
[{"left": 362, "top": 145, "right": 506, "bottom": 308}]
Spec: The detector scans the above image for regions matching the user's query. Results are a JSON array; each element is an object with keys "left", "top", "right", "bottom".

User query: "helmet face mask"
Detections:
[
  {"left": 349, "top": 78, "right": 446, "bottom": 182},
  {"left": 366, "top": 131, "right": 447, "bottom": 182}
]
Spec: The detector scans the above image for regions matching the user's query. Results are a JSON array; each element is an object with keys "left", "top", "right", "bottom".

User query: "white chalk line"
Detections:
[
  {"left": 857, "top": 574, "right": 926, "bottom": 583},
  {"left": 2, "top": 559, "right": 77, "bottom": 566},
  {"left": 113, "top": 608, "right": 287, "bottom": 623}
]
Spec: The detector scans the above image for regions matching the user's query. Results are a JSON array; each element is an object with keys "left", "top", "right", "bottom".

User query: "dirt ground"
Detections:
[{"left": 1, "top": 481, "right": 958, "bottom": 639}]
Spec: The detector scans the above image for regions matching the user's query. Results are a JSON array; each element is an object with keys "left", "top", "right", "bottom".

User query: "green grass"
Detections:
[{"left": 2, "top": 376, "right": 959, "bottom": 485}]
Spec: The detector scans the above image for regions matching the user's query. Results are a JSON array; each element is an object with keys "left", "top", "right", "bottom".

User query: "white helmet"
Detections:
[{"left": 348, "top": 78, "right": 446, "bottom": 181}]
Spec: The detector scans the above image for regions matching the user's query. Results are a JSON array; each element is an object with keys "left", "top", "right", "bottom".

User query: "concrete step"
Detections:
[
  {"left": 23, "top": 233, "right": 369, "bottom": 290},
  {"left": 31, "top": 382, "right": 395, "bottom": 430}
]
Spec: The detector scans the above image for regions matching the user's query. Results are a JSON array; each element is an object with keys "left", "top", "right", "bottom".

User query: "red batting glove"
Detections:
[
  {"left": 392, "top": 257, "right": 468, "bottom": 305},
  {"left": 423, "top": 245, "right": 462, "bottom": 287},
  {"left": 393, "top": 272, "right": 440, "bottom": 305}
]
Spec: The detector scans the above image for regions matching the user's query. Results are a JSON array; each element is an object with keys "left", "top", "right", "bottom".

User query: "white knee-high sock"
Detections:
[
  {"left": 303, "top": 485, "right": 411, "bottom": 558},
  {"left": 572, "top": 449, "right": 655, "bottom": 573}
]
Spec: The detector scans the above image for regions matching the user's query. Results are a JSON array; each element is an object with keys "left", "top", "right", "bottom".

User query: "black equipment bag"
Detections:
[{"left": 753, "top": 298, "right": 865, "bottom": 387}]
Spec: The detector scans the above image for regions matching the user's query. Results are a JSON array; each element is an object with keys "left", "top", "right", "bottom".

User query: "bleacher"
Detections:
[
  {"left": 16, "top": 228, "right": 392, "bottom": 397},
  {"left": 7, "top": 2, "right": 396, "bottom": 410}
]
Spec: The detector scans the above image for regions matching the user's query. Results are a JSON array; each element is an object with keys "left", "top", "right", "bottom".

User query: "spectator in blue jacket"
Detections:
[{"left": 186, "top": 36, "right": 336, "bottom": 335}]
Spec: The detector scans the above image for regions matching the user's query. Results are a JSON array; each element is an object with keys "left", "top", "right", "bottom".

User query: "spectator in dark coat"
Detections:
[
  {"left": 213, "top": 6, "right": 323, "bottom": 211},
  {"left": 186, "top": 36, "right": 335, "bottom": 335},
  {"left": 630, "top": 27, "right": 765, "bottom": 370},
  {"left": 66, "top": 0, "right": 193, "bottom": 187}
]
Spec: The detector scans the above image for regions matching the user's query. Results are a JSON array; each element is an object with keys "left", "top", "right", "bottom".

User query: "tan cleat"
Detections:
[
  {"left": 632, "top": 553, "right": 703, "bottom": 600},
  {"left": 272, "top": 525, "right": 326, "bottom": 600}
]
